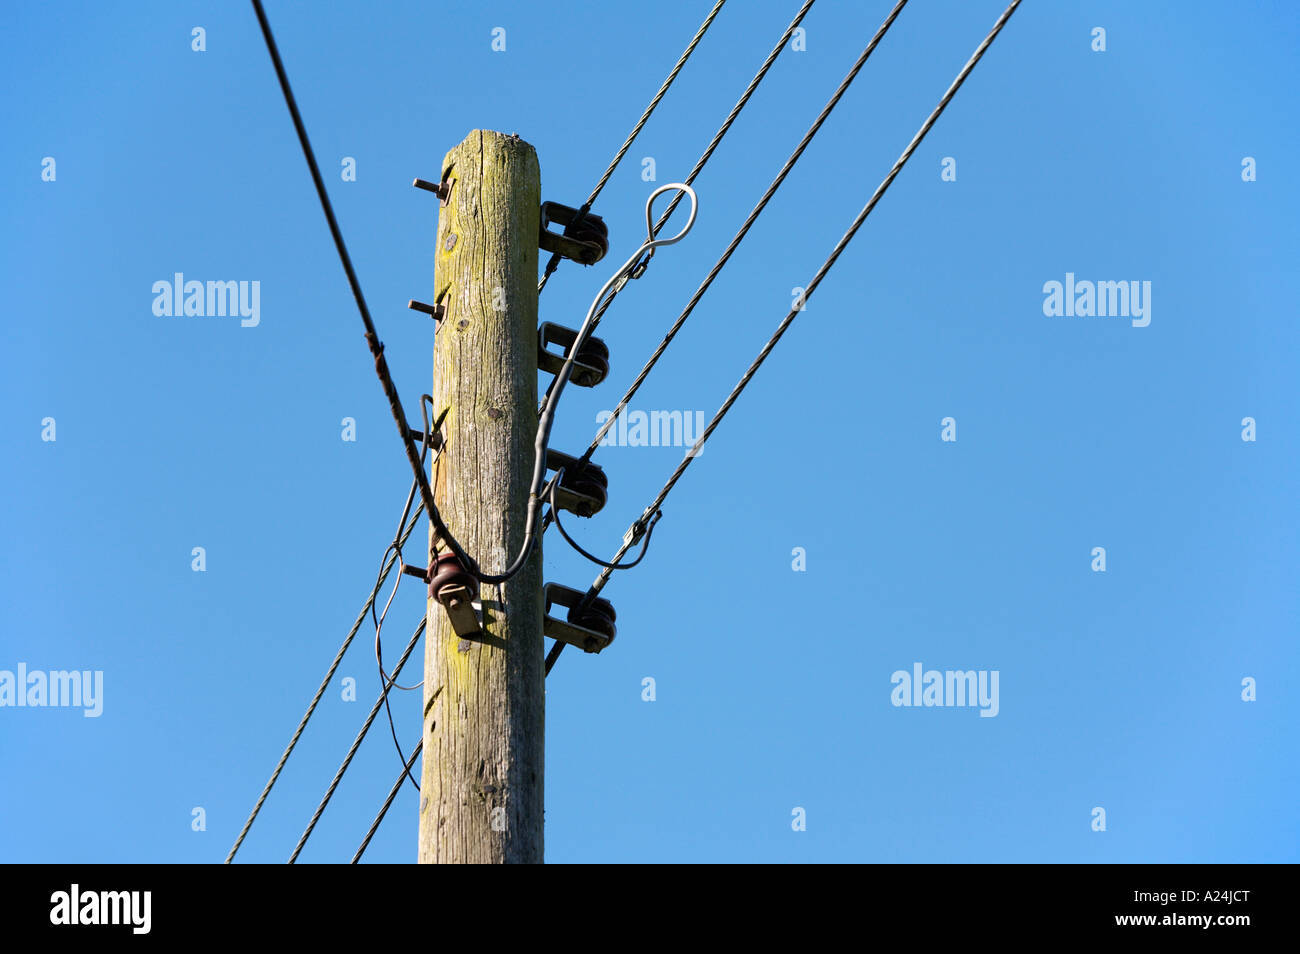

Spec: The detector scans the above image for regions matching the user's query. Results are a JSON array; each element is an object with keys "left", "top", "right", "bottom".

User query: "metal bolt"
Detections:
[
  {"left": 444, "top": 232, "right": 457, "bottom": 251},
  {"left": 408, "top": 299, "right": 445, "bottom": 321},
  {"left": 413, "top": 177, "right": 450, "bottom": 201}
]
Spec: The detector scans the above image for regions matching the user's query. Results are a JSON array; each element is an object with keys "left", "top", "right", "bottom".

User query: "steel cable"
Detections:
[
  {"left": 288, "top": 616, "right": 427, "bottom": 864},
  {"left": 537, "top": 0, "right": 727, "bottom": 293},
  {"left": 547, "top": 0, "right": 1024, "bottom": 675}
]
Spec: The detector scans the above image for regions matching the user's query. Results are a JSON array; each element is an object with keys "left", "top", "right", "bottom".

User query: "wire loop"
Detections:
[{"left": 548, "top": 468, "right": 662, "bottom": 571}]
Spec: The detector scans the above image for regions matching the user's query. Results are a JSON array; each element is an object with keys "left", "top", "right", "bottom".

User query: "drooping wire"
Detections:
[
  {"left": 373, "top": 544, "right": 422, "bottom": 692},
  {"left": 352, "top": 738, "right": 422, "bottom": 864},
  {"left": 225, "top": 490, "right": 426, "bottom": 863},
  {"left": 499, "top": 185, "right": 698, "bottom": 588},
  {"left": 548, "top": 470, "right": 662, "bottom": 570},
  {"left": 537, "top": 0, "right": 727, "bottom": 294},
  {"left": 250, "top": 0, "right": 516, "bottom": 585},
  {"left": 288, "top": 616, "right": 427, "bottom": 864},
  {"left": 579, "top": 0, "right": 911, "bottom": 464},
  {"left": 371, "top": 440, "right": 432, "bottom": 794},
  {"left": 374, "top": 406, "right": 434, "bottom": 696},
  {"left": 373, "top": 551, "right": 421, "bottom": 794},
  {"left": 547, "top": 0, "right": 1024, "bottom": 676}
]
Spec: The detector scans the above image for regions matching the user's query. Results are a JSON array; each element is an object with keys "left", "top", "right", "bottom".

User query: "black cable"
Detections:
[
  {"left": 548, "top": 471, "right": 661, "bottom": 570},
  {"left": 352, "top": 739, "right": 422, "bottom": 864},
  {"left": 250, "top": 0, "right": 515, "bottom": 584},
  {"left": 537, "top": 0, "right": 727, "bottom": 294},
  {"left": 548, "top": 0, "right": 1024, "bottom": 674},
  {"left": 288, "top": 616, "right": 427, "bottom": 864}
]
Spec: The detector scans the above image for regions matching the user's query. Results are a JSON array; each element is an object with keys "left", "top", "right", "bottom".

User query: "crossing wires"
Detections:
[
  {"left": 547, "top": 0, "right": 1025, "bottom": 675},
  {"left": 537, "top": 0, "right": 819, "bottom": 373},
  {"left": 251, "top": 0, "right": 525, "bottom": 585},
  {"left": 239, "top": 0, "right": 1025, "bottom": 859},
  {"left": 577, "top": 0, "right": 910, "bottom": 465},
  {"left": 224, "top": 485, "right": 425, "bottom": 863}
]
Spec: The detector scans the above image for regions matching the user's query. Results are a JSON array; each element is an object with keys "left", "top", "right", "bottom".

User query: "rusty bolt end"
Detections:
[
  {"left": 408, "top": 299, "right": 445, "bottom": 321},
  {"left": 413, "top": 177, "right": 449, "bottom": 200}
]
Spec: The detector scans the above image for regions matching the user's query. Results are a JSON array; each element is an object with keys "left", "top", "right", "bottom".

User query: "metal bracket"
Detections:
[
  {"left": 409, "top": 557, "right": 483, "bottom": 639},
  {"left": 538, "top": 202, "right": 609, "bottom": 266},
  {"left": 403, "top": 424, "right": 444, "bottom": 450},
  {"left": 543, "top": 583, "right": 614, "bottom": 654},
  {"left": 413, "top": 176, "right": 452, "bottom": 206},
  {"left": 438, "top": 585, "right": 482, "bottom": 639},
  {"left": 537, "top": 322, "right": 608, "bottom": 388},
  {"left": 408, "top": 299, "right": 445, "bottom": 323},
  {"left": 544, "top": 448, "right": 607, "bottom": 517}
]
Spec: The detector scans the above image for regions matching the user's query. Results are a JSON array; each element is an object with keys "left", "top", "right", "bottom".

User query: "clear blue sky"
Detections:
[{"left": 2, "top": 0, "right": 1295, "bottom": 863}]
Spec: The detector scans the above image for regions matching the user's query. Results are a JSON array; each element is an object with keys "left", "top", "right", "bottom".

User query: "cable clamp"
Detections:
[
  {"left": 622, "top": 508, "right": 662, "bottom": 549},
  {"left": 628, "top": 250, "right": 653, "bottom": 279}
]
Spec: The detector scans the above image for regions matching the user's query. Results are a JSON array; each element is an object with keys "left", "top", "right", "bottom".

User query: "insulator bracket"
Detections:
[
  {"left": 544, "top": 448, "right": 608, "bottom": 517},
  {"left": 424, "top": 553, "right": 482, "bottom": 638},
  {"left": 537, "top": 322, "right": 609, "bottom": 388},
  {"left": 538, "top": 202, "right": 609, "bottom": 266},
  {"left": 543, "top": 583, "right": 616, "bottom": 654}
]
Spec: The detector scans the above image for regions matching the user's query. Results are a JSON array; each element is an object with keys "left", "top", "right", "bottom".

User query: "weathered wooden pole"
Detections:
[{"left": 419, "top": 130, "right": 544, "bottom": 863}]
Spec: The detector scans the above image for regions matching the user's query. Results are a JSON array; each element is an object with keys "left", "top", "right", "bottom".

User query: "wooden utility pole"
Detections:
[{"left": 419, "top": 130, "right": 544, "bottom": 863}]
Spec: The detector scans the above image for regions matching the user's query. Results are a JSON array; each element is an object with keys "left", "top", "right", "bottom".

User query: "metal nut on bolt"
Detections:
[
  {"left": 408, "top": 299, "right": 445, "bottom": 322},
  {"left": 413, "top": 177, "right": 451, "bottom": 202}
]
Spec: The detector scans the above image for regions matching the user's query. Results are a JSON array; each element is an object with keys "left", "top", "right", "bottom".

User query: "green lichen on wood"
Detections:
[{"left": 419, "top": 130, "right": 544, "bottom": 864}]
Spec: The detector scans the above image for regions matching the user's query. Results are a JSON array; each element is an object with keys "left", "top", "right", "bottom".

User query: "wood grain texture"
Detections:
[{"left": 419, "top": 130, "right": 543, "bottom": 864}]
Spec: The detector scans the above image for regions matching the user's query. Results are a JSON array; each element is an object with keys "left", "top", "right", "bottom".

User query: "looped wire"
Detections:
[
  {"left": 505, "top": 184, "right": 698, "bottom": 582},
  {"left": 548, "top": 467, "right": 663, "bottom": 571}
]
